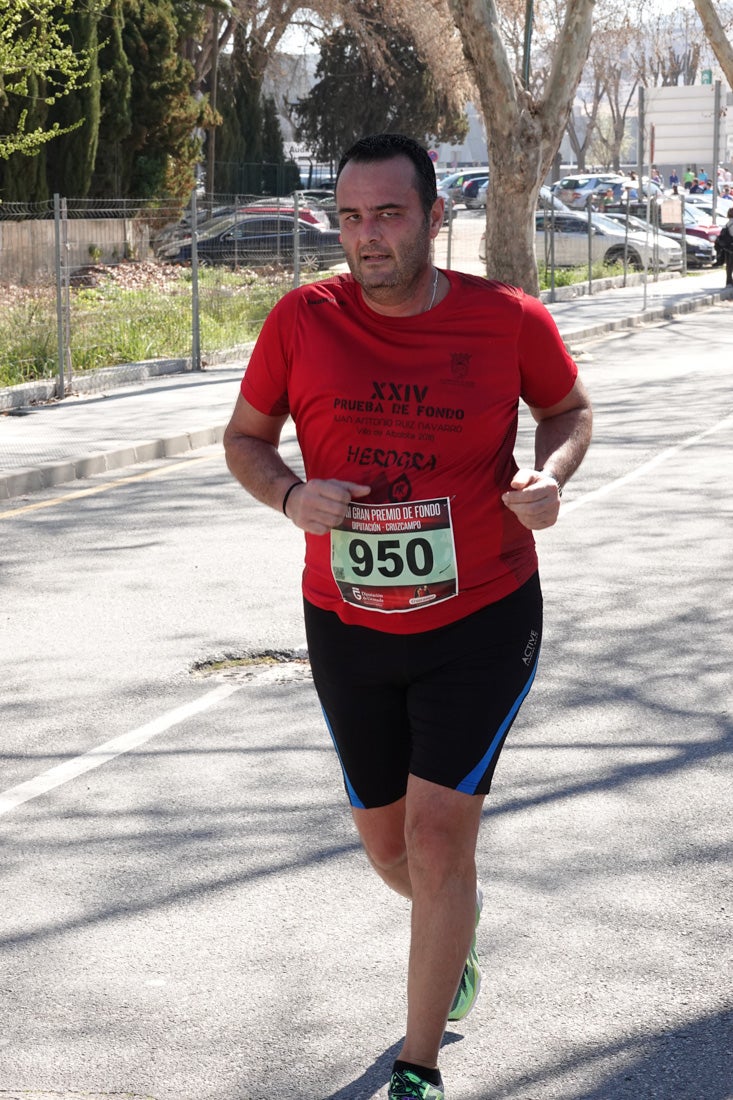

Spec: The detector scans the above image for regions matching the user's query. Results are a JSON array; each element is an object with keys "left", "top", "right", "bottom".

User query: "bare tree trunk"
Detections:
[
  {"left": 692, "top": 0, "right": 733, "bottom": 90},
  {"left": 447, "top": 0, "right": 596, "bottom": 295},
  {"left": 566, "top": 118, "right": 587, "bottom": 172}
]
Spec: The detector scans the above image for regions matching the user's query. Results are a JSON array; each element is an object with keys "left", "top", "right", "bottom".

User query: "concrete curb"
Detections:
[
  {"left": 560, "top": 289, "right": 729, "bottom": 350},
  {"left": 0, "top": 424, "right": 225, "bottom": 500},
  {"left": 1, "top": 285, "right": 730, "bottom": 502},
  {"left": 538, "top": 269, "right": 681, "bottom": 304},
  {"left": 0, "top": 345, "right": 255, "bottom": 412}
]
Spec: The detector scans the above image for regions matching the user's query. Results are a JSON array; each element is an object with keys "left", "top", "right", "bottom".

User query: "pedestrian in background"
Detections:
[{"left": 715, "top": 207, "right": 733, "bottom": 287}]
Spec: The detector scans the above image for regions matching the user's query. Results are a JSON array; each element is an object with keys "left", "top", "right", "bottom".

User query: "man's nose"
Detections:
[{"left": 361, "top": 215, "right": 383, "bottom": 241}]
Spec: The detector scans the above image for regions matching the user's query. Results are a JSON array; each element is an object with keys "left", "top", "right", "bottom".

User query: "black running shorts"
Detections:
[{"left": 304, "top": 572, "right": 543, "bottom": 809}]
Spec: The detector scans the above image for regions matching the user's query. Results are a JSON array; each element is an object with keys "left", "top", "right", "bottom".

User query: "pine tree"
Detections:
[
  {"left": 102, "top": 0, "right": 207, "bottom": 200},
  {"left": 261, "top": 94, "right": 300, "bottom": 195},
  {"left": 293, "top": 11, "right": 468, "bottom": 163},
  {"left": 88, "top": 0, "right": 133, "bottom": 196},
  {"left": 45, "top": 3, "right": 102, "bottom": 197}
]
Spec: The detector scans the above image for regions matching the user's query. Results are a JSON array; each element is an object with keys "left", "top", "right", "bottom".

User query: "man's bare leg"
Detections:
[
  {"left": 352, "top": 775, "right": 485, "bottom": 1068},
  {"left": 352, "top": 795, "right": 411, "bottom": 897}
]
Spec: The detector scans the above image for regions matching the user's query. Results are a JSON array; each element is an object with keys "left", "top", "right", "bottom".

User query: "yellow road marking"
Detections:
[{"left": 0, "top": 451, "right": 221, "bottom": 519}]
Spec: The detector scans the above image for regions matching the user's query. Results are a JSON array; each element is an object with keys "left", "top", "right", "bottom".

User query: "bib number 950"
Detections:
[
  {"left": 330, "top": 497, "right": 458, "bottom": 612},
  {"left": 348, "top": 536, "right": 433, "bottom": 579}
]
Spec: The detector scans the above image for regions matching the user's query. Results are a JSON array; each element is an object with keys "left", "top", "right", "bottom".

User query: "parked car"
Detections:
[
  {"left": 154, "top": 206, "right": 239, "bottom": 251},
  {"left": 462, "top": 176, "right": 489, "bottom": 209},
  {"left": 602, "top": 210, "right": 716, "bottom": 268},
  {"left": 604, "top": 199, "right": 720, "bottom": 258},
  {"left": 552, "top": 173, "right": 624, "bottom": 208},
  {"left": 682, "top": 194, "right": 733, "bottom": 222},
  {"left": 479, "top": 209, "right": 682, "bottom": 270},
  {"left": 537, "top": 184, "right": 571, "bottom": 211},
  {"left": 470, "top": 182, "right": 570, "bottom": 218},
  {"left": 158, "top": 214, "right": 343, "bottom": 269},
  {"left": 538, "top": 210, "right": 682, "bottom": 270},
  {"left": 437, "top": 168, "right": 491, "bottom": 206},
  {"left": 154, "top": 199, "right": 331, "bottom": 255},
  {"left": 239, "top": 198, "right": 331, "bottom": 229},
  {"left": 291, "top": 188, "right": 335, "bottom": 203},
  {"left": 289, "top": 190, "right": 338, "bottom": 227}
]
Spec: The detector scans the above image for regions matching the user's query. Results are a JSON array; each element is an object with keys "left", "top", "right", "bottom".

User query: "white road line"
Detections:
[
  {"left": 562, "top": 413, "right": 733, "bottom": 515},
  {"left": 0, "top": 683, "right": 240, "bottom": 817}
]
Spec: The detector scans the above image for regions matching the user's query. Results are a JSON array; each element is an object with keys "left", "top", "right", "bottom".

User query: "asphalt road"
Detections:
[{"left": 0, "top": 308, "right": 731, "bottom": 1100}]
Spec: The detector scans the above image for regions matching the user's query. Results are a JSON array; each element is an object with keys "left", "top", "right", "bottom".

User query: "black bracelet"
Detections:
[{"left": 282, "top": 480, "right": 303, "bottom": 516}]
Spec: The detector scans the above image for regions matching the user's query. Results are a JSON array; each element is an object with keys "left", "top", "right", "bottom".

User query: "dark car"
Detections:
[
  {"left": 604, "top": 200, "right": 718, "bottom": 267},
  {"left": 159, "top": 214, "right": 343, "bottom": 269},
  {"left": 602, "top": 210, "right": 716, "bottom": 269}
]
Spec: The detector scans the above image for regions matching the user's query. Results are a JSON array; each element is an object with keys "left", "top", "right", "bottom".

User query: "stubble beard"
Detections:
[{"left": 347, "top": 220, "right": 432, "bottom": 305}]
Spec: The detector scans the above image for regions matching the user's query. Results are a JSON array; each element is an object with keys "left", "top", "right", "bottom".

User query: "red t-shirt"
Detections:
[{"left": 241, "top": 270, "right": 577, "bottom": 634}]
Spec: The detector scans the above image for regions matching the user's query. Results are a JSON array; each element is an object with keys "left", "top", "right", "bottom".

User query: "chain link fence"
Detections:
[
  {"left": 0, "top": 192, "right": 346, "bottom": 397},
  {"left": 1, "top": 189, "right": 689, "bottom": 400}
]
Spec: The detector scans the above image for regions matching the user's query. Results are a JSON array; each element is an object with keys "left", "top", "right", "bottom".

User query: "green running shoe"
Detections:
[
  {"left": 447, "top": 884, "right": 483, "bottom": 1023},
  {"left": 388, "top": 1068, "right": 445, "bottom": 1099}
]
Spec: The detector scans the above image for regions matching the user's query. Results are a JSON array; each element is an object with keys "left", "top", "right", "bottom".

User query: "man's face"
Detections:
[{"left": 336, "top": 155, "right": 443, "bottom": 308}]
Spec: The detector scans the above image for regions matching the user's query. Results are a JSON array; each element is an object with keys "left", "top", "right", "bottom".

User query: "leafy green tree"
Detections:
[
  {"left": 0, "top": 68, "right": 50, "bottom": 201},
  {"left": 0, "top": 0, "right": 96, "bottom": 199},
  {"left": 293, "top": 11, "right": 469, "bottom": 162}
]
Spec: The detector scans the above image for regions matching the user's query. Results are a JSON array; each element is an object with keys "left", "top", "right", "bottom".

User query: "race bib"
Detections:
[{"left": 331, "top": 497, "right": 458, "bottom": 613}]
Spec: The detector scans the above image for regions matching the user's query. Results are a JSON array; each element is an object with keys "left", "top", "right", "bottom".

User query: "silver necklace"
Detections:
[{"left": 425, "top": 267, "right": 439, "bottom": 312}]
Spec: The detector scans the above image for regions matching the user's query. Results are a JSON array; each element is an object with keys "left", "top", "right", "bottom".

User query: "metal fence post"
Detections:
[
  {"left": 548, "top": 202, "right": 556, "bottom": 303},
  {"left": 680, "top": 192, "right": 688, "bottom": 276},
  {"left": 623, "top": 190, "right": 631, "bottom": 286},
  {"left": 586, "top": 195, "right": 593, "bottom": 295},
  {"left": 190, "top": 189, "right": 201, "bottom": 370},
  {"left": 446, "top": 200, "right": 453, "bottom": 270},
  {"left": 53, "top": 194, "right": 65, "bottom": 399},
  {"left": 56, "top": 195, "right": 73, "bottom": 396},
  {"left": 293, "top": 191, "right": 301, "bottom": 287}
]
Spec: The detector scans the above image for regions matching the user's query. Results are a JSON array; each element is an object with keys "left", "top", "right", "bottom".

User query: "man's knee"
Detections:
[
  {"left": 404, "top": 798, "right": 481, "bottom": 882},
  {"left": 352, "top": 800, "right": 407, "bottom": 873},
  {"left": 363, "top": 827, "right": 407, "bottom": 871}
]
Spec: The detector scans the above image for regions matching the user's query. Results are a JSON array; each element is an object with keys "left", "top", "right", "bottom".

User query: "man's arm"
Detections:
[
  {"left": 223, "top": 393, "right": 370, "bottom": 535},
  {"left": 502, "top": 378, "right": 593, "bottom": 530}
]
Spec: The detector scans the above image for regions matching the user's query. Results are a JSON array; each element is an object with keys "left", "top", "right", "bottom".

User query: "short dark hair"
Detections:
[{"left": 336, "top": 133, "right": 437, "bottom": 218}]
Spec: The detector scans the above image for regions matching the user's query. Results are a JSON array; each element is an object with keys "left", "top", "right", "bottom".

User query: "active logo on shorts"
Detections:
[{"left": 522, "top": 629, "right": 539, "bottom": 666}]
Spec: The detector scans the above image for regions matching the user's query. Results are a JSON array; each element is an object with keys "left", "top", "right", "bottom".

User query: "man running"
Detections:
[{"left": 223, "top": 133, "right": 592, "bottom": 1100}]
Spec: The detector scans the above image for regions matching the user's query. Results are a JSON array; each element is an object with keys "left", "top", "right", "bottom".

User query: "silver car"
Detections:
[
  {"left": 479, "top": 210, "right": 683, "bottom": 270},
  {"left": 553, "top": 173, "right": 624, "bottom": 209},
  {"left": 535, "top": 210, "right": 682, "bottom": 270},
  {"left": 437, "top": 167, "right": 491, "bottom": 207}
]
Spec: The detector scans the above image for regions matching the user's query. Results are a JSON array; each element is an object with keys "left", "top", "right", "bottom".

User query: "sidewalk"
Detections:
[{"left": 1, "top": 268, "right": 730, "bottom": 501}]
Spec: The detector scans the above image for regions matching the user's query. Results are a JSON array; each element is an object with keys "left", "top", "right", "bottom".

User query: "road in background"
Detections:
[{"left": 0, "top": 309, "right": 731, "bottom": 1100}]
